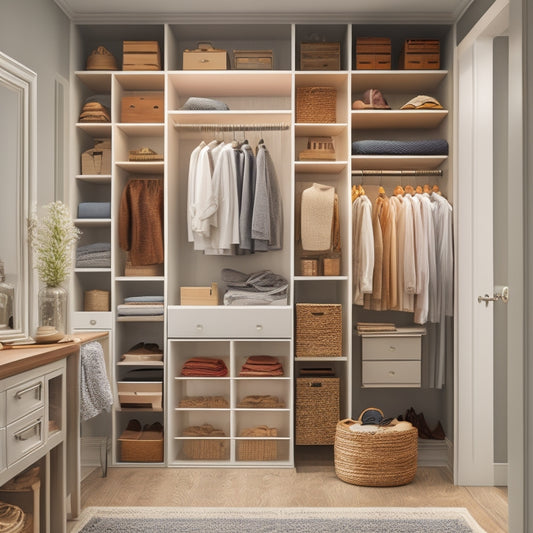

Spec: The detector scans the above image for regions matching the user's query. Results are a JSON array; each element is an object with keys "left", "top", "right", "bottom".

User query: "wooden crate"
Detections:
[
  {"left": 123, "top": 41, "right": 161, "bottom": 70},
  {"left": 355, "top": 37, "right": 391, "bottom": 70},
  {"left": 121, "top": 93, "right": 164, "bottom": 123},
  {"left": 399, "top": 39, "right": 440, "bottom": 70},
  {"left": 180, "top": 283, "right": 218, "bottom": 305},
  {"left": 183, "top": 42, "right": 228, "bottom": 70},
  {"left": 300, "top": 42, "right": 341, "bottom": 71},
  {"left": 233, "top": 50, "right": 273, "bottom": 70},
  {"left": 119, "top": 436, "right": 163, "bottom": 463},
  {"left": 117, "top": 381, "right": 162, "bottom": 409},
  {"left": 296, "top": 377, "right": 340, "bottom": 445}
]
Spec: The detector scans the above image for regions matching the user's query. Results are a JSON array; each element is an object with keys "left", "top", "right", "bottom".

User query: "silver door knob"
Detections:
[{"left": 477, "top": 286, "right": 509, "bottom": 307}]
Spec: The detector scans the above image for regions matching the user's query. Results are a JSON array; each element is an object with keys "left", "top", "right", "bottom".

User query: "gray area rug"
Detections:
[{"left": 71, "top": 506, "right": 486, "bottom": 533}]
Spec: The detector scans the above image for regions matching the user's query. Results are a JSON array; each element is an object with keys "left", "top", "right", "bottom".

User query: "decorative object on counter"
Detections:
[
  {"left": 81, "top": 138, "right": 111, "bottom": 175},
  {"left": 123, "top": 40, "right": 161, "bottom": 71},
  {"left": 86, "top": 45, "right": 118, "bottom": 70},
  {"left": 33, "top": 325, "right": 64, "bottom": 344},
  {"left": 179, "top": 96, "right": 229, "bottom": 110},
  {"left": 84, "top": 289, "right": 110, "bottom": 312},
  {"left": 121, "top": 93, "right": 164, "bottom": 123},
  {"left": 183, "top": 42, "right": 228, "bottom": 70},
  {"left": 128, "top": 147, "right": 164, "bottom": 161},
  {"left": 28, "top": 201, "right": 80, "bottom": 336},
  {"left": 355, "top": 37, "right": 391, "bottom": 69},
  {"left": 399, "top": 39, "right": 440, "bottom": 70},
  {"left": 295, "top": 303, "right": 342, "bottom": 357},
  {"left": 76, "top": 242, "right": 111, "bottom": 268},
  {"left": 180, "top": 283, "right": 218, "bottom": 306},
  {"left": 0, "top": 260, "right": 14, "bottom": 330},
  {"left": 77, "top": 202, "right": 111, "bottom": 219},
  {"left": 233, "top": 49, "right": 273, "bottom": 70},
  {"left": 298, "top": 136, "right": 336, "bottom": 161},
  {"left": 78, "top": 95, "right": 111, "bottom": 123},
  {"left": 221, "top": 269, "right": 288, "bottom": 306},
  {"left": 352, "top": 138, "right": 449, "bottom": 155},
  {"left": 352, "top": 88, "right": 391, "bottom": 110},
  {"left": 400, "top": 95, "right": 444, "bottom": 109},
  {"left": 296, "top": 86, "right": 336, "bottom": 123},
  {"left": 300, "top": 41, "right": 341, "bottom": 70}
]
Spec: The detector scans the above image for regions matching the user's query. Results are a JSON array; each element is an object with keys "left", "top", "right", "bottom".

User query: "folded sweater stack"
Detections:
[
  {"left": 179, "top": 396, "right": 229, "bottom": 408},
  {"left": 239, "top": 355, "right": 284, "bottom": 377},
  {"left": 117, "top": 295, "right": 164, "bottom": 316},
  {"left": 181, "top": 357, "right": 228, "bottom": 377},
  {"left": 222, "top": 269, "right": 288, "bottom": 306},
  {"left": 239, "top": 425, "right": 278, "bottom": 437},
  {"left": 237, "top": 395, "right": 285, "bottom": 408},
  {"left": 182, "top": 424, "right": 226, "bottom": 437},
  {"left": 76, "top": 242, "right": 111, "bottom": 268}
]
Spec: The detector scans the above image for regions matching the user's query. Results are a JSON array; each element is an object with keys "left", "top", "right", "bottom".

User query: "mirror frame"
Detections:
[{"left": 0, "top": 52, "right": 37, "bottom": 341}]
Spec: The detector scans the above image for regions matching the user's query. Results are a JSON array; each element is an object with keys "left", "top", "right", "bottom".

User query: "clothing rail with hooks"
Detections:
[
  {"left": 173, "top": 123, "right": 290, "bottom": 132},
  {"left": 351, "top": 169, "right": 443, "bottom": 177}
]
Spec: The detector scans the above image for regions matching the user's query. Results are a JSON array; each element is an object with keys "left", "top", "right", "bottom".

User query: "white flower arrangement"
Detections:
[{"left": 28, "top": 201, "right": 81, "bottom": 287}]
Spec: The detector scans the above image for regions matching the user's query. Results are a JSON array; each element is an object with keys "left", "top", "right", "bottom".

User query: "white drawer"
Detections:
[
  {"left": 72, "top": 311, "right": 113, "bottom": 330},
  {"left": 6, "top": 407, "right": 45, "bottom": 466},
  {"left": 6, "top": 376, "right": 44, "bottom": 425},
  {"left": 168, "top": 306, "right": 292, "bottom": 338},
  {"left": 362, "top": 336, "right": 421, "bottom": 361},
  {"left": 0, "top": 428, "right": 5, "bottom": 472},
  {"left": 0, "top": 391, "right": 5, "bottom": 427},
  {"left": 362, "top": 361, "right": 421, "bottom": 387}
]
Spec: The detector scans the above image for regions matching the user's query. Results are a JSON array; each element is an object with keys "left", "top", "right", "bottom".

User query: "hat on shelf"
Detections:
[
  {"left": 86, "top": 46, "right": 118, "bottom": 70},
  {"left": 128, "top": 147, "right": 164, "bottom": 161},
  {"left": 400, "top": 95, "right": 444, "bottom": 109},
  {"left": 79, "top": 94, "right": 111, "bottom": 123},
  {"left": 352, "top": 88, "right": 391, "bottom": 110},
  {"left": 298, "top": 136, "right": 336, "bottom": 161}
]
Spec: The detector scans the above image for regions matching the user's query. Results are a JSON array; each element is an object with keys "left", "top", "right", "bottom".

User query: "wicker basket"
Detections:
[
  {"left": 334, "top": 410, "right": 418, "bottom": 487},
  {"left": 296, "top": 87, "right": 336, "bottom": 123},
  {"left": 182, "top": 439, "right": 229, "bottom": 460},
  {"left": 300, "top": 259, "right": 318, "bottom": 276},
  {"left": 237, "top": 439, "right": 278, "bottom": 461},
  {"left": 84, "top": 289, "right": 110, "bottom": 311},
  {"left": 296, "top": 377, "right": 339, "bottom": 445},
  {"left": 119, "top": 438, "right": 163, "bottom": 463},
  {"left": 295, "top": 303, "right": 342, "bottom": 357}
]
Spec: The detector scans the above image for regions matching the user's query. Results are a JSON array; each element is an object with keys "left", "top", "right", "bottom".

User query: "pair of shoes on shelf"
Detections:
[
  {"left": 121, "top": 342, "right": 163, "bottom": 362},
  {"left": 121, "top": 419, "right": 163, "bottom": 440},
  {"left": 403, "top": 407, "right": 446, "bottom": 440}
]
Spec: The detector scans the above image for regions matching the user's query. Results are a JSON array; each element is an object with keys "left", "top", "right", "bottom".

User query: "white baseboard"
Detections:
[
  {"left": 493, "top": 462, "right": 508, "bottom": 486},
  {"left": 417, "top": 438, "right": 453, "bottom": 469}
]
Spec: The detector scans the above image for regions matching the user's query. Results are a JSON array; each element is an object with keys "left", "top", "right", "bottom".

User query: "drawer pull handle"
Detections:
[
  {"left": 196, "top": 324, "right": 204, "bottom": 331},
  {"left": 15, "top": 382, "right": 42, "bottom": 401},
  {"left": 14, "top": 420, "right": 41, "bottom": 441},
  {"left": 310, "top": 382, "right": 322, "bottom": 387},
  {"left": 388, "top": 370, "right": 396, "bottom": 376},
  {"left": 200, "top": 59, "right": 209, "bottom": 63},
  {"left": 256, "top": 325, "right": 263, "bottom": 331},
  {"left": 388, "top": 346, "right": 396, "bottom": 351},
  {"left": 90, "top": 319, "right": 97, "bottom": 326}
]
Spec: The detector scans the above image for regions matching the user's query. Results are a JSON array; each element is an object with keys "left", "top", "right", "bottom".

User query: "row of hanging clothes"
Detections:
[
  {"left": 352, "top": 181, "right": 453, "bottom": 388},
  {"left": 186, "top": 130, "right": 283, "bottom": 256}
]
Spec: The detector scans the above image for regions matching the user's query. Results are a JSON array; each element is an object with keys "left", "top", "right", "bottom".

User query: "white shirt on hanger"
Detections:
[{"left": 352, "top": 194, "right": 374, "bottom": 305}]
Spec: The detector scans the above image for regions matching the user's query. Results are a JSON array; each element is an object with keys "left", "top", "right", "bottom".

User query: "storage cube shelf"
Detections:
[{"left": 71, "top": 21, "right": 452, "bottom": 468}]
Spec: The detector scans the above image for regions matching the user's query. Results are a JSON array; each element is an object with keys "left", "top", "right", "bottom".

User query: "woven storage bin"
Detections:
[
  {"left": 301, "top": 259, "right": 318, "bottom": 276},
  {"left": 296, "top": 87, "right": 336, "bottom": 123},
  {"left": 334, "top": 411, "right": 418, "bottom": 487},
  {"left": 182, "top": 439, "right": 228, "bottom": 460},
  {"left": 296, "top": 377, "right": 339, "bottom": 445},
  {"left": 295, "top": 303, "right": 342, "bottom": 357},
  {"left": 237, "top": 439, "right": 278, "bottom": 461},
  {"left": 84, "top": 289, "right": 110, "bottom": 311},
  {"left": 119, "top": 438, "right": 163, "bottom": 463}
]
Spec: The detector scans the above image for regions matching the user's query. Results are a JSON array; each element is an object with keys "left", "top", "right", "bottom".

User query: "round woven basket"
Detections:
[
  {"left": 84, "top": 289, "right": 110, "bottom": 311},
  {"left": 296, "top": 87, "right": 336, "bottom": 123},
  {"left": 0, "top": 502, "right": 25, "bottom": 533},
  {"left": 334, "top": 411, "right": 418, "bottom": 487}
]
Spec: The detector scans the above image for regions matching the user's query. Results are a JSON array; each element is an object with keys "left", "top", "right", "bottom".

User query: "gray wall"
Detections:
[
  {"left": 456, "top": 0, "right": 497, "bottom": 43},
  {"left": 0, "top": 0, "right": 70, "bottom": 205}
]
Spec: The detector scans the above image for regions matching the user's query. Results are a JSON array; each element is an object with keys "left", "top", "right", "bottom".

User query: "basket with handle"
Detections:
[{"left": 334, "top": 408, "right": 418, "bottom": 486}]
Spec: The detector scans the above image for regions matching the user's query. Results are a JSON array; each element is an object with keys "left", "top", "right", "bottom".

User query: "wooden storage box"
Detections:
[
  {"left": 81, "top": 139, "right": 111, "bottom": 175},
  {"left": 84, "top": 289, "right": 110, "bottom": 312},
  {"left": 180, "top": 283, "right": 218, "bottom": 306},
  {"left": 301, "top": 259, "right": 319, "bottom": 276},
  {"left": 124, "top": 261, "right": 163, "bottom": 276},
  {"left": 117, "top": 381, "right": 162, "bottom": 409},
  {"left": 399, "top": 39, "right": 440, "bottom": 70},
  {"left": 296, "top": 303, "right": 342, "bottom": 357},
  {"left": 183, "top": 42, "right": 228, "bottom": 70},
  {"left": 296, "top": 377, "right": 340, "bottom": 445},
  {"left": 121, "top": 93, "right": 164, "bottom": 123},
  {"left": 233, "top": 50, "right": 273, "bottom": 70},
  {"left": 119, "top": 435, "right": 163, "bottom": 463},
  {"left": 300, "top": 42, "right": 341, "bottom": 71},
  {"left": 237, "top": 439, "right": 278, "bottom": 461},
  {"left": 182, "top": 439, "right": 229, "bottom": 460},
  {"left": 123, "top": 40, "right": 161, "bottom": 70},
  {"left": 355, "top": 37, "right": 391, "bottom": 70},
  {"left": 0, "top": 468, "right": 40, "bottom": 533},
  {"left": 296, "top": 87, "right": 336, "bottom": 123},
  {"left": 323, "top": 257, "right": 340, "bottom": 276}
]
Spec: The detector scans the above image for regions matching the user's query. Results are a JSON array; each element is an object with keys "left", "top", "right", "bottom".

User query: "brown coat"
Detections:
[{"left": 119, "top": 178, "right": 164, "bottom": 266}]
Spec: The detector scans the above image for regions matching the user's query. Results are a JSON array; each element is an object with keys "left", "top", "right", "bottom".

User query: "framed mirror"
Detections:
[{"left": 0, "top": 52, "right": 37, "bottom": 341}]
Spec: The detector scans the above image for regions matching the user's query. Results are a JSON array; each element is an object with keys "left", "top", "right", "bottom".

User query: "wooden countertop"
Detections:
[{"left": 0, "top": 331, "right": 109, "bottom": 380}]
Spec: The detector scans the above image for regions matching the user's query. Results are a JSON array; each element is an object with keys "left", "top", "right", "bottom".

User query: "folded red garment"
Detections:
[
  {"left": 181, "top": 368, "right": 228, "bottom": 377},
  {"left": 241, "top": 363, "right": 283, "bottom": 372},
  {"left": 244, "top": 355, "right": 280, "bottom": 365},
  {"left": 185, "top": 357, "right": 226, "bottom": 366},
  {"left": 239, "top": 369, "right": 285, "bottom": 376}
]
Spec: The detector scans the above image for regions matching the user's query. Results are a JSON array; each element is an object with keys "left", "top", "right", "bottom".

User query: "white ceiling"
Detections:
[{"left": 54, "top": 0, "right": 473, "bottom": 24}]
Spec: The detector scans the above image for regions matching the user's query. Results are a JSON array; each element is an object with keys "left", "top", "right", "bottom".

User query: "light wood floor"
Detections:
[{"left": 69, "top": 447, "right": 508, "bottom": 532}]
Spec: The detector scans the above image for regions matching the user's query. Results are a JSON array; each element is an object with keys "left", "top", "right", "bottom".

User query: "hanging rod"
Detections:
[
  {"left": 174, "top": 123, "right": 290, "bottom": 132},
  {"left": 352, "top": 169, "right": 443, "bottom": 177}
]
